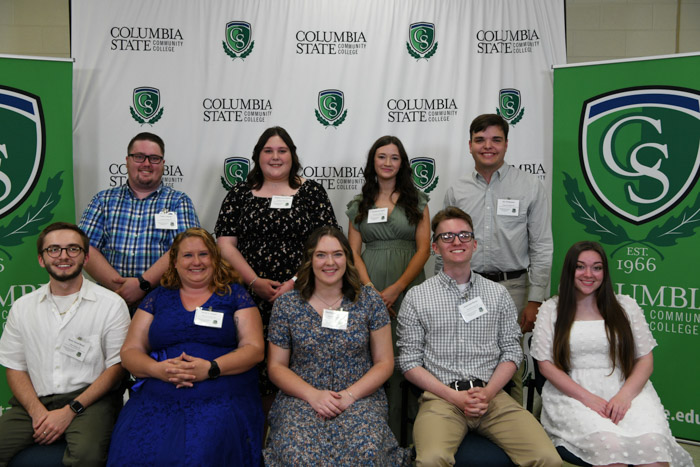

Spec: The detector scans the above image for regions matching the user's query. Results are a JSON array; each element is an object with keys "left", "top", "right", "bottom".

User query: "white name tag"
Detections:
[
  {"left": 155, "top": 211, "right": 178, "bottom": 229},
  {"left": 367, "top": 207, "right": 388, "bottom": 224},
  {"left": 194, "top": 307, "right": 224, "bottom": 328},
  {"left": 321, "top": 308, "right": 348, "bottom": 330},
  {"left": 458, "top": 297, "right": 489, "bottom": 324},
  {"left": 60, "top": 337, "right": 91, "bottom": 362},
  {"left": 270, "top": 195, "right": 293, "bottom": 209},
  {"left": 497, "top": 199, "right": 519, "bottom": 216}
]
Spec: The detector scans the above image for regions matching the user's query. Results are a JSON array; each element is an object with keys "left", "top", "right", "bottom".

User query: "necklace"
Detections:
[{"left": 313, "top": 293, "right": 343, "bottom": 309}]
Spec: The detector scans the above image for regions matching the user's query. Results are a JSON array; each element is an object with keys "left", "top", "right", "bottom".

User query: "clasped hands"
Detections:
[
  {"left": 308, "top": 389, "right": 355, "bottom": 420},
  {"left": 155, "top": 352, "right": 209, "bottom": 388},
  {"left": 454, "top": 387, "right": 491, "bottom": 418},
  {"left": 583, "top": 390, "right": 633, "bottom": 424},
  {"left": 252, "top": 277, "right": 295, "bottom": 302}
]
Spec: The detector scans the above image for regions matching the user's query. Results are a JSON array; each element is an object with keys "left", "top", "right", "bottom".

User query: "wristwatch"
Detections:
[
  {"left": 208, "top": 360, "right": 220, "bottom": 379},
  {"left": 69, "top": 400, "right": 85, "bottom": 415},
  {"left": 137, "top": 275, "right": 153, "bottom": 293}
]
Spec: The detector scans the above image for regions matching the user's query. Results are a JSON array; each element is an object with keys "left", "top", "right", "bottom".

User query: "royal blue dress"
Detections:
[{"left": 107, "top": 285, "right": 263, "bottom": 467}]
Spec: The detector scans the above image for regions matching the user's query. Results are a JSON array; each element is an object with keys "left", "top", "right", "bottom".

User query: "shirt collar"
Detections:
[
  {"left": 472, "top": 162, "right": 510, "bottom": 183},
  {"left": 125, "top": 181, "right": 164, "bottom": 199},
  {"left": 436, "top": 268, "right": 476, "bottom": 290},
  {"left": 37, "top": 277, "right": 97, "bottom": 303}
]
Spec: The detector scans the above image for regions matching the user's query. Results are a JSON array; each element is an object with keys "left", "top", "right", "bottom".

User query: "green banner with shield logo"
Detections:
[
  {"left": 553, "top": 53, "right": 700, "bottom": 441},
  {"left": 0, "top": 55, "right": 74, "bottom": 414}
]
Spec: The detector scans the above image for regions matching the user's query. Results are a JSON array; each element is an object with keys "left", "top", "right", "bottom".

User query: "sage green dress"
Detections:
[{"left": 345, "top": 191, "right": 429, "bottom": 442}]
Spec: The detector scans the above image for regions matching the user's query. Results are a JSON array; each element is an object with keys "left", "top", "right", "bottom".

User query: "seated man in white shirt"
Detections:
[{"left": 0, "top": 222, "right": 130, "bottom": 466}]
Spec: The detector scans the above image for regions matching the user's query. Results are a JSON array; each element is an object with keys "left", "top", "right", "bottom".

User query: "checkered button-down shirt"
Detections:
[
  {"left": 78, "top": 183, "right": 200, "bottom": 278},
  {"left": 397, "top": 270, "right": 522, "bottom": 385}
]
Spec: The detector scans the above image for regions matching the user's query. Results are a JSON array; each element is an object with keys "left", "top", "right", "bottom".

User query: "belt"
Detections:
[
  {"left": 450, "top": 379, "right": 486, "bottom": 391},
  {"left": 475, "top": 269, "right": 527, "bottom": 283}
]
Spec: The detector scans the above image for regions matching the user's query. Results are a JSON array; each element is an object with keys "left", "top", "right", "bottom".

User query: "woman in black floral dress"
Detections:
[{"left": 215, "top": 126, "right": 338, "bottom": 401}]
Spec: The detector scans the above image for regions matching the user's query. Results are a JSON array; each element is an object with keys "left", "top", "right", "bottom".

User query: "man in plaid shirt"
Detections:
[
  {"left": 78, "top": 132, "right": 199, "bottom": 310},
  {"left": 397, "top": 207, "right": 558, "bottom": 466}
]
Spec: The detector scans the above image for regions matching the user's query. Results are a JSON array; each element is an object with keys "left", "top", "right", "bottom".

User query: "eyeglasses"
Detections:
[
  {"left": 434, "top": 231, "right": 475, "bottom": 243},
  {"left": 128, "top": 153, "right": 164, "bottom": 164},
  {"left": 42, "top": 245, "right": 85, "bottom": 258}
]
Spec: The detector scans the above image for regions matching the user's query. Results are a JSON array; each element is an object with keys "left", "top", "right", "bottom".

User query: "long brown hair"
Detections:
[
  {"left": 553, "top": 241, "right": 635, "bottom": 378},
  {"left": 161, "top": 228, "right": 240, "bottom": 295},
  {"left": 355, "top": 136, "right": 422, "bottom": 226},
  {"left": 246, "top": 126, "right": 302, "bottom": 190},
  {"left": 295, "top": 226, "right": 362, "bottom": 302}
]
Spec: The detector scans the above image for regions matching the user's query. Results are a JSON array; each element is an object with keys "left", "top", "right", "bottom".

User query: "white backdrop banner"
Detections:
[{"left": 72, "top": 0, "right": 565, "bottom": 232}]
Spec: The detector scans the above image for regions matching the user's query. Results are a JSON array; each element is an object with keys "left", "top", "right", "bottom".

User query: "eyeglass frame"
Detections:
[
  {"left": 433, "top": 231, "right": 475, "bottom": 243},
  {"left": 41, "top": 245, "right": 85, "bottom": 258},
  {"left": 128, "top": 153, "right": 164, "bottom": 164}
]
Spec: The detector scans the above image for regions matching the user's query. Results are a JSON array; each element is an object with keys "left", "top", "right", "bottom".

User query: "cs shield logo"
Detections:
[
  {"left": 221, "top": 157, "right": 250, "bottom": 190},
  {"left": 497, "top": 89, "right": 525, "bottom": 126},
  {"left": 315, "top": 89, "right": 347, "bottom": 128},
  {"left": 223, "top": 21, "right": 254, "bottom": 60},
  {"left": 407, "top": 22, "right": 438, "bottom": 60},
  {"left": 410, "top": 157, "right": 439, "bottom": 193},
  {"left": 580, "top": 87, "right": 700, "bottom": 225},
  {"left": 130, "top": 87, "right": 164, "bottom": 125},
  {"left": 0, "top": 86, "right": 45, "bottom": 219}
]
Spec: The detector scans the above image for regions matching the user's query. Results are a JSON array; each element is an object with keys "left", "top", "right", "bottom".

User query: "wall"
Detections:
[{"left": 1, "top": 0, "right": 699, "bottom": 61}]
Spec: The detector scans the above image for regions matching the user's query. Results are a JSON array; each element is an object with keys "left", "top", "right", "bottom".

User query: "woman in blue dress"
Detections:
[
  {"left": 107, "top": 228, "right": 264, "bottom": 466},
  {"left": 263, "top": 226, "right": 410, "bottom": 466}
]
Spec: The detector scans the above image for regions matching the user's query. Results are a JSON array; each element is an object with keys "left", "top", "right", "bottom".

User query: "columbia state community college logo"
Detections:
[
  {"left": 0, "top": 86, "right": 45, "bottom": 218},
  {"left": 130, "top": 87, "right": 164, "bottom": 125},
  {"left": 410, "top": 157, "right": 439, "bottom": 193},
  {"left": 497, "top": 89, "right": 525, "bottom": 126},
  {"left": 223, "top": 21, "right": 254, "bottom": 60},
  {"left": 221, "top": 157, "right": 250, "bottom": 190},
  {"left": 315, "top": 90, "right": 347, "bottom": 128},
  {"left": 565, "top": 87, "right": 700, "bottom": 250},
  {"left": 0, "top": 86, "right": 62, "bottom": 260},
  {"left": 406, "top": 22, "right": 438, "bottom": 60}
]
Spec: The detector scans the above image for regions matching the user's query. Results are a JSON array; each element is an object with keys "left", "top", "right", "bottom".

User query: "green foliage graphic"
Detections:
[{"left": 0, "top": 172, "right": 63, "bottom": 260}]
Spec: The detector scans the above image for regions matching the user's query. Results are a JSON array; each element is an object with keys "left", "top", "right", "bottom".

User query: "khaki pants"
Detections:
[
  {"left": 0, "top": 388, "right": 122, "bottom": 467},
  {"left": 413, "top": 390, "right": 560, "bottom": 467}
]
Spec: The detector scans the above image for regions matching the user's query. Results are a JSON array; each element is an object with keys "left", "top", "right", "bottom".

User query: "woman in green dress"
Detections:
[{"left": 346, "top": 135, "right": 430, "bottom": 441}]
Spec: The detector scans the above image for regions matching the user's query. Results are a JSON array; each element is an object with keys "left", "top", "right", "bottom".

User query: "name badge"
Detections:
[
  {"left": 321, "top": 308, "right": 348, "bottom": 330},
  {"left": 497, "top": 199, "right": 519, "bottom": 216},
  {"left": 270, "top": 195, "right": 293, "bottom": 209},
  {"left": 367, "top": 207, "right": 388, "bottom": 224},
  {"left": 60, "top": 337, "right": 91, "bottom": 362},
  {"left": 155, "top": 211, "right": 178, "bottom": 229},
  {"left": 458, "top": 297, "right": 488, "bottom": 324},
  {"left": 194, "top": 307, "right": 224, "bottom": 328}
]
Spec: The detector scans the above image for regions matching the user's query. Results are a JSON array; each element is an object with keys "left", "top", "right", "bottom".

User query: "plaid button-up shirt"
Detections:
[
  {"left": 397, "top": 270, "right": 522, "bottom": 385},
  {"left": 78, "top": 183, "right": 199, "bottom": 278}
]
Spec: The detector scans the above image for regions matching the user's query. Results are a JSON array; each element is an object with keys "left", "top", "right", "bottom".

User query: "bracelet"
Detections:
[
  {"left": 346, "top": 389, "right": 357, "bottom": 401},
  {"left": 291, "top": 275, "right": 298, "bottom": 282},
  {"left": 249, "top": 277, "right": 258, "bottom": 289}
]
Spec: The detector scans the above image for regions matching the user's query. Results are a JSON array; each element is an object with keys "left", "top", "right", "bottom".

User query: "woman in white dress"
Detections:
[{"left": 531, "top": 241, "right": 692, "bottom": 467}]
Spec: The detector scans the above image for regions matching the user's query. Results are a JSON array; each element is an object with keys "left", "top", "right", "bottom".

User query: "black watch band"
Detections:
[
  {"left": 137, "top": 275, "right": 152, "bottom": 292},
  {"left": 208, "top": 360, "right": 220, "bottom": 379},
  {"left": 69, "top": 400, "right": 85, "bottom": 415}
]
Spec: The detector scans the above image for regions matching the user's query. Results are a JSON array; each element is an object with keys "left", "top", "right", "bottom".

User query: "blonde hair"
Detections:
[{"left": 161, "top": 228, "right": 240, "bottom": 295}]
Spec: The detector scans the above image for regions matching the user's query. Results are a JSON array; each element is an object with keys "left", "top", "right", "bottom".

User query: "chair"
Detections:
[
  {"left": 7, "top": 441, "right": 67, "bottom": 467},
  {"left": 400, "top": 381, "right": 515, "bottom": 467}
]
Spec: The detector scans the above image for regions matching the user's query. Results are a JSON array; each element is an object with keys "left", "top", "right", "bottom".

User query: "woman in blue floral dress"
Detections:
[{"left": 264, "top": 226, "right": 410, "bottom": 466}]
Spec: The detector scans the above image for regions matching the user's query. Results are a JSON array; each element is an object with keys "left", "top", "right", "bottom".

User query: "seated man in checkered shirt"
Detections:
[{"left": 397, "top": 207, "right": 559, "bottom": 466}]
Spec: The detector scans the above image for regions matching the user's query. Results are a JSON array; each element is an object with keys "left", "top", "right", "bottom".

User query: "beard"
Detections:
[{"left": 45, "top": 263, "right": 84, "bottom": 282}]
